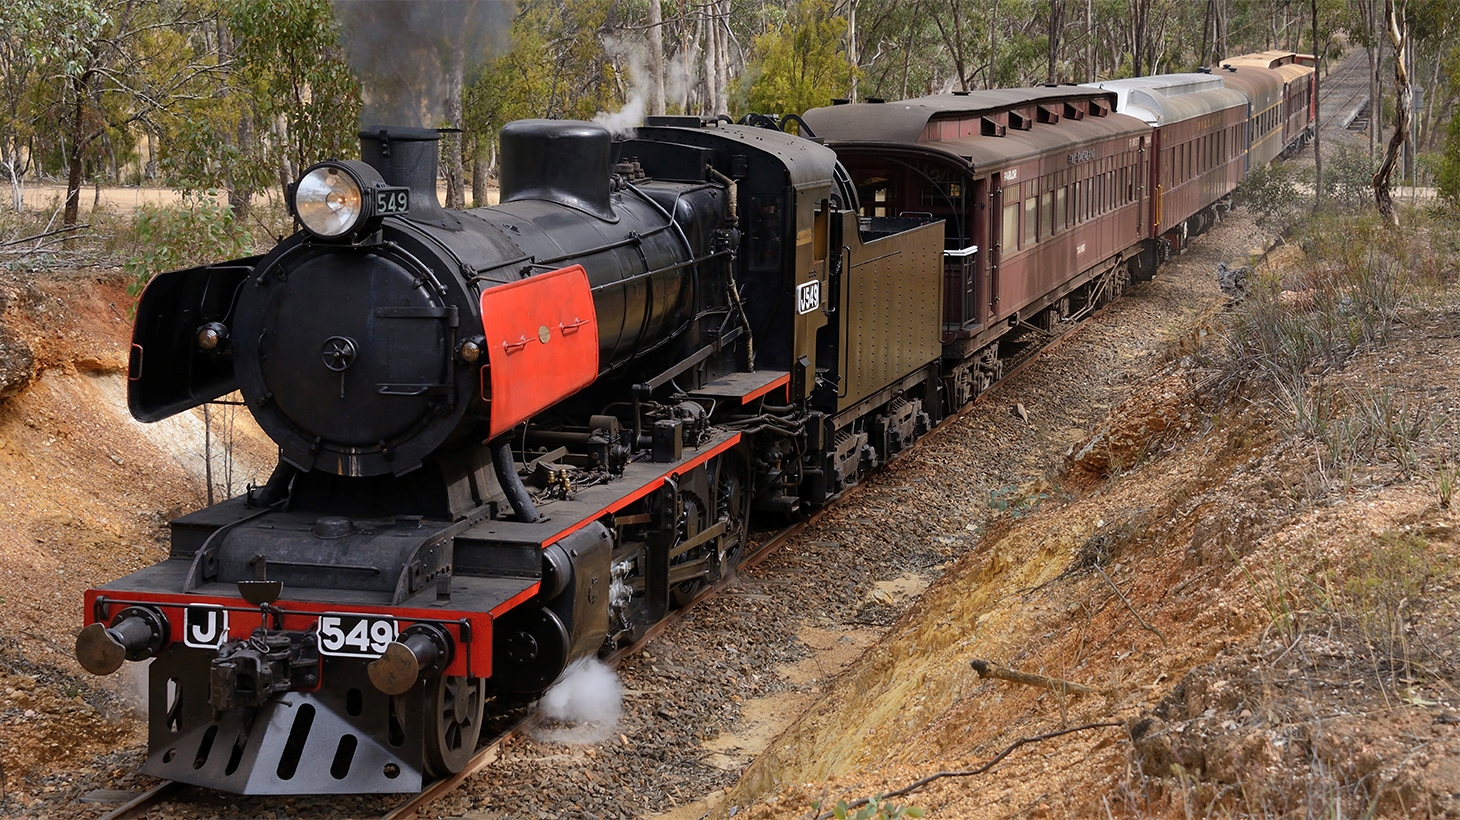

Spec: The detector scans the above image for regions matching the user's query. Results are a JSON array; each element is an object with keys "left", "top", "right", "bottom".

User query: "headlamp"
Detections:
[{"left": 289, "top": 160, "right": 410, "bottom": 240}]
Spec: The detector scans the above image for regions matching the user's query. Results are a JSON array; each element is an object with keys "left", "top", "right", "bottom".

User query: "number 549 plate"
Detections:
[{"left": 317, "top": 614, "right": 398, "bottom": 658}]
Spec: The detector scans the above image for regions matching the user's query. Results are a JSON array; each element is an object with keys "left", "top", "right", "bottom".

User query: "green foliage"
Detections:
[
  {"left": 1321, "top": 143, "right": 1379, "bottom": 210},
  {"left": 1439, "top": 107, "right": 1460, "bottom": 208},
  {"left": 816, "top": 797, "right": 925, "bottom": 820},
  {"left": 123, "top": 195, "right": 251, "bottom": 295},
  {"left": 743, "top": 0, "right": 855, "bottom": 116},
  {"left": 1235, "top": 162, "right": 1307, "bottom": 233},
  {"left": 465, "top": 0, "right": 619, "bottom": 167}
]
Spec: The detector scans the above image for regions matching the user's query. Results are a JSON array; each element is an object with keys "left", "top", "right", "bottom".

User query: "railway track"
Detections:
[
  {"left": 91, "top": 277, "right": 1105, "bottom": 820},
  {"left": 1319, "top": 48, "right": 1371, "bottom": 137}
]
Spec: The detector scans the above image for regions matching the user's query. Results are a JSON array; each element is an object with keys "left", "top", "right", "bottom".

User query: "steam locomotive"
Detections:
[{"left": 76, "top": 51, "right": 1314, "bottom": 795}]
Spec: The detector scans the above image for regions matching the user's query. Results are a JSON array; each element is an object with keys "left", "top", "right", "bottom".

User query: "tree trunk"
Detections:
[
  {"left": 1086, "top": 0, "right": 1094, "bottom": 78},
  {"left": 1369, "top": 1, "right": 1380, "bottom": 156},
  {"left": 986, "top": 0, "right": 999, "bottom": 88},
  {"left": 715, "top": 0, "right": 728, "bottom": 114},
  {"left": 648, "top": 0, "right": 665, "bottom": 116},
  {"left": 471, "top": 153, "right": 488, "bottom": 208},
  {"left": 848, "top": 0, "right": 859, "bottom": 100},
  {"left": 702, "top": 9, "right": 717, "bottom": 114},
  {"left": 1201, "top": 0, "right": 1213, "bottom": 67},
  {"left": 63, "top": 77, "right": 88, "bottom": 229},
  {"left": 444, "top": 49, "right": 466, "bottom": 210},
  {"left": 1217, "top": 0, "right": 1227, "bottom": 60},
  {"left": 1373, "top": 0, "right": 1408, "bottom": 225},
  {"left": 145, "top": 129, "right": 157, "bottom": 181},
  {"left": 1047, "top": 0, "right": 1064, "bottom": 83}
]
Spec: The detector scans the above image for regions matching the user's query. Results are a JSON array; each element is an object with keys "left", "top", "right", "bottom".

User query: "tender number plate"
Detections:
[
  {"left": 375, "top": 187, "right": 410, "bottom": 214},
  {"left": 796, "top": 279, "right": 821, "bottom": 315},
  {"left": 318, "top": 614, "right": 398, "bottom": 658}
]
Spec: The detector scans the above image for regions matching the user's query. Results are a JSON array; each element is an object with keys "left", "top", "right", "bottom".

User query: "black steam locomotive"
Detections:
[{"left": 77, "top": 118, "right": 946, "bottom": 794}]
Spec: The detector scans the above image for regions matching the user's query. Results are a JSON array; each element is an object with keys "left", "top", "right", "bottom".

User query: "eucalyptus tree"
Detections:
[
  {"left": 25, "top": 0, "right": 225, "bottom": 228},
  {"left": 0, "top": 1, "right": 47, "bottom": 210},
  {"left": 744, "top": 0, "right": 855, "bottom": 114}
]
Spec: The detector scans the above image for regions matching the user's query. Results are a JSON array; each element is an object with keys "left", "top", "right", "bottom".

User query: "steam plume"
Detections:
[
  {"left": 593, "top": 37, "right": 649, "bottom": 136},
  {"left": 335, "top": 0, "right": 513, "bottom": 127},
  {"left": 534, "top": 658, "right": 623, "bottom": 744}
]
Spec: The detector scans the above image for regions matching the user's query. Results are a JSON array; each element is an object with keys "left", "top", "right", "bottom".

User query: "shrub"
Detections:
[
  {"left": 124, "top": 194, "right": 252, "bottom": 296},
  {"left": 1236, "top": 162, "right": 1308, "bottom": 233},
  {"left": 1320, "top": 143, "right": 1378, "bottom": 210}
]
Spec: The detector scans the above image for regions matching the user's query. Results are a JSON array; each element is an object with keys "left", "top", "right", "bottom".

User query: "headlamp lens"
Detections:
[{"left": 295, "top": 165, "right": 364, "bottom": 237}]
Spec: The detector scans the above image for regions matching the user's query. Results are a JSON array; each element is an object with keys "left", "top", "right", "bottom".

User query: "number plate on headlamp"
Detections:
[
  {"left": 318, "top": 614, "right": 398, "bottom": 658},
  {"left": 374, "top": 186, "right": 410, "bottom": 215}
]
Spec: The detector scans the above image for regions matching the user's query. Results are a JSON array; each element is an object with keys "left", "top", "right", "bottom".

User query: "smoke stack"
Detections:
[{"left": 358, "top": 126, "right": 454, "bottom": 227}]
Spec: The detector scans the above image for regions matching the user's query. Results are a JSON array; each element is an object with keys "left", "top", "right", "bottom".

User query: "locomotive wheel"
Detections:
[
  {"left": 423, "top": 675, "right": 485, "bottom": 778},
  {"left": 714, "top": 460, "right": 749, "bottom": 578},
  {"left": 670, "top": 579, "right": 706, "bottom": 608},
  {"left": 669, "top": 488, "right": 711, "bottom": 608}
]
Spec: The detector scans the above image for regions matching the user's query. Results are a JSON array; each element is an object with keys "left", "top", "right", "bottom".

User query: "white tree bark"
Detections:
[{"left": 649, "top": 0, "right": 665, "bottom": 116}]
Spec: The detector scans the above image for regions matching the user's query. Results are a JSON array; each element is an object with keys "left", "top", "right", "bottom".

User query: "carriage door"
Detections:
[
  {"left": 1136, "top": 136, "right": 1147, "bottom": 236},
  {"left": 991, "top": 175, "right": 1016, "bottom": 322},
  {"left": 973, "top": 177, "right": 991, "bottom": 327}
]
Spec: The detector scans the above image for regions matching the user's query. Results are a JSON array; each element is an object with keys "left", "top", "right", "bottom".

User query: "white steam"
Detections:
[
  {"left": 592, "top": 35, "right": 709, "bottom": 133},
  {"left": 119, "top": 656, "right": 152, "bottom": 715},
  {"left": 594, "top": 37, "right": 649, "bottom": 136},
  {"left": 534, "top": 658, "right": 623, "bottom": 744}
]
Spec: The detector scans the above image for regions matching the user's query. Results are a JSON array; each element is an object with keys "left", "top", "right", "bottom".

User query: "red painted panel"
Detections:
[
  {"left": 742, "top": 374, "right": 790, "bottom": 404},
  {"left": 481, "top": 265, "right": 599, "bottom": 439}
]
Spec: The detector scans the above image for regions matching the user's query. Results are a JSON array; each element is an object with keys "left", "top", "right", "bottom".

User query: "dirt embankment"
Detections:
[
  {"left": 717, "top": 234, "right": 1460, "bottom": 817},
  {"left": 0, "top": 268, "right": 274, "bottom": 802}
]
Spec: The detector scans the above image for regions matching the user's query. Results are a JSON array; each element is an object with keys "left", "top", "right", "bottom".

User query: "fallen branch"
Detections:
[
  {"left": 1094, "top": 563, "right": 1168, "bottom": 646},
  {"left": 814, "top": 721, "right": 1125, "bottom": 819},
  {"left": 0, "top": 223, "right": 89, "bottom": 247},
  {"left": 969, "top": 659, "right": 1094, "bottom": 695}
]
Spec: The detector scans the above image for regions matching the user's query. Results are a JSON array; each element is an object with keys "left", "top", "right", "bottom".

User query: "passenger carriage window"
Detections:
[
  {"left": 1056, "top": 187, "right": 1067, "bottom": 232},
  {"left": 1002, "top": 200, "right": 1019, "bottom": 251},
  {"left": 1040, "top": 190, "right": 1053, "bottom": 238},
  {"left": 1073, "top": 181, "right": 1081, "bottom": 223},
  {"left": 1024, "top": 196, "right": 1038, "bottom": 245},
  {"left": 750, "top": 196, "right": 784, "bottom": 271}
]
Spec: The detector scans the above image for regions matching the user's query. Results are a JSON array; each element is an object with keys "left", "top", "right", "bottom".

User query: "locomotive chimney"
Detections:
[
  {"left": 499, "top": 120, "right": 616, "bottom": 221},
  {"left": 358, "top": 125, "right": 451, "bottom": 225}
]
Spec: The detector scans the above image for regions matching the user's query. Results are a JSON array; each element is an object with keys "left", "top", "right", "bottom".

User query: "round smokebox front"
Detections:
[{"left": 233, "top": 245, "right": 463, "bottom": 476}]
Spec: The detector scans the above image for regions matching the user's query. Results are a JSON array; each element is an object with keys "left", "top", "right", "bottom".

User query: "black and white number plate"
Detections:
[
  {"left": 183, "top": 604, "right": 229, "bottom": 649},
  {"left": 796, "top": 279, "right": 821, "bottom": 315},
  {"left": 374, "top": 186, "right": 410, "bottom": 214},
  {"left": 317, "top": 614, "right": 398, "bottom": 658}
]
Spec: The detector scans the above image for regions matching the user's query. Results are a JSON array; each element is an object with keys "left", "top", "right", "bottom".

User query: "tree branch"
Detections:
[
  {"left": 969, "top": 659, "right": 1095, "bottom": 695},
  {"left": 813, "top": 722, "right": 1126, "bottom": 819},
  {"left": 1094, "top": 563, "right": 1168, "bottom": 646}
]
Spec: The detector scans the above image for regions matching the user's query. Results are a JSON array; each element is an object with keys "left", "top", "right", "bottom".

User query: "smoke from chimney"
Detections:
[{"left": 335, "top": 0, "right": 513, "bottom": 128}]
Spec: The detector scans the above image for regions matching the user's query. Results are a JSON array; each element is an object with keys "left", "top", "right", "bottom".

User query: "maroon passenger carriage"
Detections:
[
  {"left": 801, "top": 88, "right": 1151, "bottom": 405},
  {"left": 1223, "top": 51, "right": 1317, "bottom": 158},
  {"left": 1082, "top": 74, "right": 1249, "bottom": 271},
  {"left": 1214, "top": 51, "right": 1317, "bottom": 169}
]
